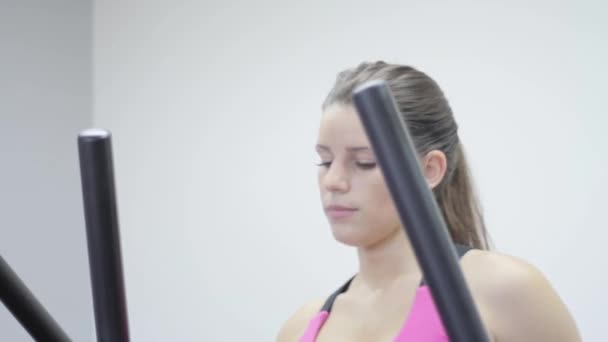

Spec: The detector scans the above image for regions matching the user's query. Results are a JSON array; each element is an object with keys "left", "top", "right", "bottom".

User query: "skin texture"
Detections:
[{"left": 276, "top": 104, "right": 581, "bottom": 342}]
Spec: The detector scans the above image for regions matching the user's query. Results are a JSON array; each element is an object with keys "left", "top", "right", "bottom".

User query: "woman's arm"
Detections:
[{"left": 468, "top": 251, "right": 581, "bottom": 342}]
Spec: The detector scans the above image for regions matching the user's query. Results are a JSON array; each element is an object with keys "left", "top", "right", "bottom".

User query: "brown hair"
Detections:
[{"left": 322, "top": 61, "right": 490, "bottom": 250}]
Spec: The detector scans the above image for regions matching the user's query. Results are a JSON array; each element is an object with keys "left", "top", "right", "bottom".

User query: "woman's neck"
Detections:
[{"left": 353, "top": 228, "right": 421, "bottom": 292}]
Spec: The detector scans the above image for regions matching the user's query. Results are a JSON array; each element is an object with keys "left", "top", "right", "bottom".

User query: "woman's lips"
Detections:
[{"left": 325, "top": 205, "right": 358, "bottom": 219}]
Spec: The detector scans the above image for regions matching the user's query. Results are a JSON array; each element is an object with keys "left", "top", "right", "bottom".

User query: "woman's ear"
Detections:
[{"left": 421, "top": 150, "right": 447, "bottom": 189}]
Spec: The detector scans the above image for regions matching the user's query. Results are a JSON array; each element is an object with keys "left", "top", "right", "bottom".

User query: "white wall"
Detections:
[
  {"left": 94, "top": 1, "right": 607, "bottom": 341},
  {"left": 0, "top": 1, "right": 94, "bottom": 341}
]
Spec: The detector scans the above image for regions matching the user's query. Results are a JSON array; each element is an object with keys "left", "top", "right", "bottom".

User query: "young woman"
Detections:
[{"left": 276, "top": 61, "right": 581, "bottom": 342}]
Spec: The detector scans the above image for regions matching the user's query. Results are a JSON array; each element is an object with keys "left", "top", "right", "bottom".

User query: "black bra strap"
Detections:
[
  {"left": 320, "top": 275, "right": 355, "bottom": 312},
  {"left": 320, "top": 244, "right": 474, "bottom": 312},
  {"left": 419, "top": 243, "right": 472, "bottom": 286}
]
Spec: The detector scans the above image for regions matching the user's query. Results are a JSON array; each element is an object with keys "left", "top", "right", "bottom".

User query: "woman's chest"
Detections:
[
  {"left": 312, "top": 287, "right": 452, "bottom": 342},
  {"left": 314, "top": 293, "right": 414, "bottom": 342}
]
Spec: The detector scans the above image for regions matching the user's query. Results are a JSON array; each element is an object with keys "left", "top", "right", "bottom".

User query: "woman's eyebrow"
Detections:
[{"left": 315, "top": 144, "right": 371, "bottom": 152}]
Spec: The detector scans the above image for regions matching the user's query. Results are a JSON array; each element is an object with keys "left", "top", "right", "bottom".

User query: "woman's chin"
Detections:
[
  {"left": 329, "top": 222, "right": 398, "bottom": 249},
  {"left": 330, "top": 224, "right": 370, "bottom": 247}
]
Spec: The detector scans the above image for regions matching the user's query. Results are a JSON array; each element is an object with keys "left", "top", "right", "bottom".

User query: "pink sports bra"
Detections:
[{"left": 299, "top": 244, "right": 472, "bottom": 342}]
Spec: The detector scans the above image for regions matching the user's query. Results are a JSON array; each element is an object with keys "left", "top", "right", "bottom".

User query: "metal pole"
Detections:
[
  {"left": 77, "top": 129, "right": 130, "bottom": 342},
  {"left": 352, "top": 80, "right": 490, "bottom": 342},
  {"left": 0, "top": 254, "right": 71, "bottom": 341}
]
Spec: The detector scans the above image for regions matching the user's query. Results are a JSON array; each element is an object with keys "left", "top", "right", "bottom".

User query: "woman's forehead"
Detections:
[{"left": 318, "top": 105, "right": 366, "bottom": 138}]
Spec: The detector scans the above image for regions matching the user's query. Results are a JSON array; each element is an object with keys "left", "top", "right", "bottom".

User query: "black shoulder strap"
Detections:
[
  {"left": 320, "top": 275, "right": 355, "bottom": 312},
  {"left": 319, "top": 244, "right": 474, "bottom": 312},
  {"left": 419, "top": 243, "right": 473, "bottom": 286},
  {"left": 454, "top": 243, "right": 473, "bottom": 257}
]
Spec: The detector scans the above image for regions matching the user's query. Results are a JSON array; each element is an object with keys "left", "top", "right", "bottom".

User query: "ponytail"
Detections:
[{"left": 434, "top": 144, "right": 490, "bottom": 250}]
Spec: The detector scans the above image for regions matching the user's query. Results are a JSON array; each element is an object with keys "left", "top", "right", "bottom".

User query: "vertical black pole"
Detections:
[
  {"left": 352, "top": 80, "right": 490, "bottom": 342},
  {"left": 0, "top": 255, "right": 71, "bottom": 341},
  {"left": 77, "top": 129, "right": 130, "bottom": 342}
]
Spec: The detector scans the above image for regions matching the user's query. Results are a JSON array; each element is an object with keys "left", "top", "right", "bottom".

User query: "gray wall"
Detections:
[{"left": 0, "top": 1, "right": 94, "bottom": 341}]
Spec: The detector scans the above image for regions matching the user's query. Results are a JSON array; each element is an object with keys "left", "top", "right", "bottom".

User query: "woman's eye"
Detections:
[
  {"left": 356, "top": 162, "right": 377, "bottom": 170},
  {"left": 316, "top": 161, "right": 332, "bottom": 168}
]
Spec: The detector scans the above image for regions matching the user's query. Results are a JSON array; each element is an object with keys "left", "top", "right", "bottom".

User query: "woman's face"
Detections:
[
  {"left": 315, "top": 103, "right": 447, "bottom": 249},
  {"left": 315, "top": 104, "right": 403, "bottom": 248}
]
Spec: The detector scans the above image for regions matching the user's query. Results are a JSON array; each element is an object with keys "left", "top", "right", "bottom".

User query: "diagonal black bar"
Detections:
[
  {"left": 77, "top": 129, "right": 130, "bottom": 342},
  {"left": 352, "top": 80, "right": 490, "bottom": 342},
  {"left": 0, "top": 254, "right": 71, "bottom": 341}
]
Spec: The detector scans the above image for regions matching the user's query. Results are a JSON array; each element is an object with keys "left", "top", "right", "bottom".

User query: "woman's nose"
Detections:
[{"left": 322, "top": 164, "right": 350, "bottom": 193}]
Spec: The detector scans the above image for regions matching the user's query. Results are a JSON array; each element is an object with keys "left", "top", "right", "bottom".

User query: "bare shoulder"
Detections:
[
  {"left": 275, "top": 297, "right": 326, "bottom": 342},
  {"left": 460, "top": 249, "right": 544, "bottom": 292},
  {"left": 461, "top": 249, "right": 582, "bottom": 342}
]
